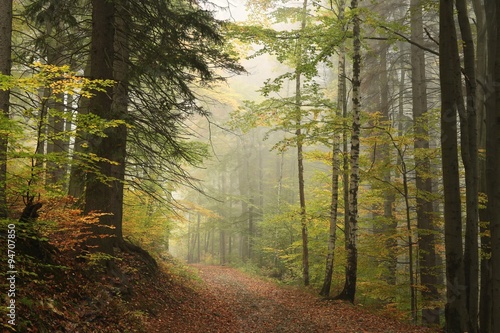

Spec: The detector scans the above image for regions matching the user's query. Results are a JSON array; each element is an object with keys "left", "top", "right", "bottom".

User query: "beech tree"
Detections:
[
  {"left": 485, "top": 1, "right": 500, "bottom": 332},
  {"left": 335, "top": 0, "right": 360, "bottom": 304},
  {"left": 410, "top": 0, "right": 439, "bottom": 325},
  {"left": 473, "top": 0, "right": 491, "bottom": 330},
  {"left": 320, "top": 0, "right": 346, "bottom": 298},
  {"left": 295, "top": 0, "right": 310, "bottom": 287},
  {"left": 455, "top": 0, "right": 479, "bottom": 331},
  {"left": 439, "top": 0, "right": 468, "bottom": 330}
]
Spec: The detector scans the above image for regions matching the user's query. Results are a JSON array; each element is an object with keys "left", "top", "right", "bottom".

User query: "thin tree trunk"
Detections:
[
  {"left": 197, "top": 212, "right": 201, "bottom": 262},
  {"left": 220, "top": 171, "right": 226, "bottom": 265},
  {"left": 410, "top": 0, "right": 440, "bottom": 325},
  {"left": 187, "top": 213, "right": 193, "bottom": 263},
  {"left": 238, "top": 137, "right": 249, "bottom": 260},
  {"left": 320, "top": 0, "right": 346, "bottom": 296},
  {"left": 296, "top": 0, "right": 309, "bottom": 287},
  {"left": 401, "top": 155, "right": 417, "bottom": 322},
  {"left": 379, "top": 39, "right": 397, "bottom": 286}
]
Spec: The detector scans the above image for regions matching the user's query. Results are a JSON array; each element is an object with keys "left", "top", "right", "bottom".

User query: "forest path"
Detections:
[{"left": 190, "top": 264, "right": 439, "bottom": 333}]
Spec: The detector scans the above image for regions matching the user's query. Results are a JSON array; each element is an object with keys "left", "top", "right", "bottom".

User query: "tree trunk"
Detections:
[
  {"left": 320, "top": 0, "right": 346, "bottom": 296},
  {"left": 486, "top": 1, "right": 500, "bottom": 332},
  {"left": 68, "top": 62, "right": 91, "bottom": 201},
  {"left": 39, "top": 6, "right": 68, "bottom": 187},
  {"left": 400, "top": 153, "right": 417, "bottom": 322},
  {"left": 439, "top": 0, "right": 469, "bottom": 331},
  {"left": 296, "top": 0, "right": 309, "bottom": 287},
  {"left": 238, "top": 137, "right": 250, "bottom": 260},
  {"left": 197, "top": 212, "right": 201, "bottom": 262},
  {"left": 0, "top": 0, "right": 12, "bottom": 218},
  {"left": 378, "top": 39, "right": 397, "bottom": 286},
  {"left": 296, "top": 104, "right": 309, "bottom": 287},
  {"left": 84, "top": 0, "right": 117, "bottom": 254},
  {"left": 220, "top": 171, "right": 227, "bottom": 265},
  {"left": 110, "top": 1, "right": 130, "bottom": 242},
  {"left": 410, "top": 0, "right": 440, "bottom": 325},
  {"left": 336, "top": 0, "right": 360, "bottom": 303},
  {"left": 472, "top": 0, "right": 492, "bottom": 330},
  {"left": 455, "top": 0, "right": 479, "bottom": 331}
]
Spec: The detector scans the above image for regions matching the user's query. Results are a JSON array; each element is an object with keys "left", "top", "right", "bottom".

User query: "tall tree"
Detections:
[
  {"left": 109, "top": 0, "right": 130, "bottom": 241},
  {"left": 410, "top": 0, "right": 440, "bottom": 325},
  {"left": 473, "top": 0, "right": 492, "bottom": 330},
  {"left": 0, "top": 0, "right": 12, "bottom": 218},
  {"left": 296, "top": 0, "right": 310, "bottom": 287},
  {"left": 320, "top": 0, "right": 346, "bottom": 297},
  {"left": 439, "top": 0, "right": 469, "bottom": 330},
  {"left": 455, "top": 0, "right": 479, "bottom": 331},
  {"left": 84, "top": 0, "right": 117, "bottom": 254},
  {"left": 335, "top": 0, "right": 360, "bottom": 303},
  {"left": 485, "top": 1, "right": 500, "bottom": 331}
]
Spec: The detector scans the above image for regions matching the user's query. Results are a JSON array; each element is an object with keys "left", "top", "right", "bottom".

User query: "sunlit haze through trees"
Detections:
[{"left": 1, "top": 0, "right": 498, "bottom": 332}]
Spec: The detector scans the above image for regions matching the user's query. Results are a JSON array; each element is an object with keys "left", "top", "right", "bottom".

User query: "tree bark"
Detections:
[
  {"left": 238, "top": 137, "right": 250, "bottom": 260},
  {"left": 455, "top": 0, "right": 479, "bottom": 331},
  {"left": 295, "top": 0, "right": 310, "bottom": 287},
  {"left": 472, "top": 0, "right": 492, "bottom": 330},
  {"left": 0, "top": 0, "right": 12, "bottom": 218},
  {"left": 378, "top": 39, "right": 397, "bottom": 286},
  {"left": 320, "top": 0, "right": 346, "bottom": 297},
  {"left": 44, "top": 12, "right": 67, "bottom": 186},
  {"left": 84, "top": 0, "right": 117, "bottom": 254},
  {"left": 109, "top": 0, "right": 129, "bottom": 242},
  {"left": 486, "top": 1, "right": 500, "bottom": 332},
  {"left": 439, "top": 0, "right": 469, "bottom": 331},
  {"left": 410, "top": 0, "right": 440, "bottom": 325},
  {"left": 68, "top": 62, "right": 91, "bottom": 201},
  {"left": 335, "top": 0, "right": 360, "bottom": 303}
]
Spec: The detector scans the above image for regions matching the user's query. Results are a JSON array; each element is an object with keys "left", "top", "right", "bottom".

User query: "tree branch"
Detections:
[{"left": 378, "top": 25, "right": 439, "bottom": 56}]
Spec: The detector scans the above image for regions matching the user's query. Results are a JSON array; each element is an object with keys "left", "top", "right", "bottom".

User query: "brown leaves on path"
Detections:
[{"left": 186, "top": 264, "right": 441, "bottom": 333}]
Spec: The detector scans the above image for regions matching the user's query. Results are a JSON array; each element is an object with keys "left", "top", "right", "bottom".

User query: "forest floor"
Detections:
[
  {"left": 148, "top": 264, "right": 443, "bottom": 333},
  {"left": 4, "top": 240, "right": 443, "bottom": 333}
]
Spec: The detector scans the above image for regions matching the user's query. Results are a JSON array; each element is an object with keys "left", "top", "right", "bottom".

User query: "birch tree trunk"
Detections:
[{"left": 336, "top": 0, "right": 360, "bottom": 303}]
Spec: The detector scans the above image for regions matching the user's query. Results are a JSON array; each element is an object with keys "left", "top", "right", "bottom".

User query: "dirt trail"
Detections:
[{"left": 192, "top": 265, "right": 440, "bottom": 333}]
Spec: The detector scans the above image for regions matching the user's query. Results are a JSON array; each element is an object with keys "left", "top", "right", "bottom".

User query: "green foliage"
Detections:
[
  {"left": 81, "top": 252, "right": 120, "bottom": 271},
  {"left": 122, "top": 187, "right": 174, "bottom": 253},
  {"left": 1, "top": 62, "right": 114, "bottom": 97}
]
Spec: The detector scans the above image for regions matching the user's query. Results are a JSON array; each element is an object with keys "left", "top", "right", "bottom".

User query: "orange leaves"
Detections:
[
  {"left": 39, "top": 196, "right": 114, "bottom": 253},
  {"left": 186, "top": 265, "right": 442, "bottom": 333}
]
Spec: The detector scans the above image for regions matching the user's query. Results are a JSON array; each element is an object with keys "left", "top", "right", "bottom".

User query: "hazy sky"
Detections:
[{"left": 210, "top": 0, "right": 248, "bottom": 21}]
